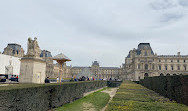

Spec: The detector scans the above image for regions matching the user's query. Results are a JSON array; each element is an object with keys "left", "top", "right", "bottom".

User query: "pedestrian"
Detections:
[
  {"left": 16, "top": 75, "right": 18, "bottom": 82},
  {"left": 45, "top": 77, "right": 50, "bottom": 83},
  {"left": 56, "top": 77, "right": 59, "bottom": 82}
]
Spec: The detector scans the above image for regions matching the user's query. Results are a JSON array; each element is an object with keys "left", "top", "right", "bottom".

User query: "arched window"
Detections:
[
  {"left": 160, "top": 73, "right": 164, "bottom": 76},
  {"left": 165, "top": 66, "right": 168, "bottom": 70},
  {"left": 145, "top": 64, "right": 148, "bottom": 70},
  {"left": 138, "top": 64, "right": 140, "bottom": 69},
  {"left": 184, "top": 66, "right": 187, "bottom": 70},
  {"left": 167, "top": 74, "right": 170, "bottom": 76},
  {"left": 159, "top": 65, "right": 161, "bottom": 70},
  {"left": 138, "top": 76, "right": 141, "bottom": 80},
  {"left": 178, "top": 66, "right": 180, "bottom": 70},
  {"left": 152, "top": 65, "right": 155, "bottom": 70},
  {"left": 173, "top": 74, "right": 177, "bottom": 76},
  {"left": 171, "top": 66, "right": 174, "bottom": 70}
]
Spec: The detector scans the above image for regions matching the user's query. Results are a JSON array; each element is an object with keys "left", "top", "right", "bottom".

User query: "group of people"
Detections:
[
  {"left": 10, "top": 75, "right": 19, "bottom": 82},
  {"left": 71, "top": 76, "right": 100, "bottom": 82},
  {"left": 44, "top": 76, "right": 121, "bottom": 83}
]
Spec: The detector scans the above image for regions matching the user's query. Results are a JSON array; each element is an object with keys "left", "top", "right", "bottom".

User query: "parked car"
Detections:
[
  {"left": 0, "top": 76, "right": 6, "bottom": 82},
  {"left": 9, "top": 78, "right": 18, "bottom": 82}
]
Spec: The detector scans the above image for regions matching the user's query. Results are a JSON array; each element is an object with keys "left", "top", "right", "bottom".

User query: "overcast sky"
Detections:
[{"left": 0, "top": 0, "right": 188, "bottom": 67}]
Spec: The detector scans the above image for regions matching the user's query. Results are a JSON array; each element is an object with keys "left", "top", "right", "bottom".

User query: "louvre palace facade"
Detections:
[{"left": 124, "top": 43, "right": 188, "bottom": 81}]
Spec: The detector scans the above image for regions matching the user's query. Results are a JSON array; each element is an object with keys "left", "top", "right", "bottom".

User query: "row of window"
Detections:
[
  {"left": 158, "top": 65, "right": 186, "bottom": 70},
  {"left": 158, "top": 59, "right": 186, "bottom": 63},
  {"left": 138, "top": 64, "right": 187, "bottom": 71},
  {"left": 138, "top": 59, "right": 187, "bottom": 63}
]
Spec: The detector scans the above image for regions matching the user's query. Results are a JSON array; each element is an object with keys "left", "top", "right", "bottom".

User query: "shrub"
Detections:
[{"left": 139, "top": 75, "right": 188, "bottom": 106}]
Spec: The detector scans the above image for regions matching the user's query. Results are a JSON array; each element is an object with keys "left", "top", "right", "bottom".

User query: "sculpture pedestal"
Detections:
[{"left": 19, "top": 57, "right": 46, "bottom": 84}]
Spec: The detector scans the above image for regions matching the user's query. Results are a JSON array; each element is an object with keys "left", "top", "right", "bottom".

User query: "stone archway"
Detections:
[
  {"left": 144, "top": 73, "right": 148, "bottom": 78},
  {"left": 160, "top": 73, "right": 164, "bottom": 76}
]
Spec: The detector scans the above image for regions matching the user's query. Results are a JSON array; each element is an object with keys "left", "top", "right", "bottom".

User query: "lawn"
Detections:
[
  {"left": 56, "top": 88, "right": 110, "bottom": 111},
  {"left": 105, "top": 81, "right": 188, "bottom": 111}
]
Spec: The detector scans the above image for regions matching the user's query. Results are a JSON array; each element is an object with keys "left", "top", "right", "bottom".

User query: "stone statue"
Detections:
[
  {"left": 26, "top": 37, "right": 41, "bottom": 58},
  {"left": 5, "top": 60, "right": 13, "bottom": 75}
]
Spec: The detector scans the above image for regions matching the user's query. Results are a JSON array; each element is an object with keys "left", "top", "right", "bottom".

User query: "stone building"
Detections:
[
  {"left": 40, "top": 50, "right": 54, "bottom": 78},
  {"left": 70, "top": 61, "right": 122, "bottom": 80},
  {"left": 124, "top": 43, "right": 188, "bottom": 81},
  {"left": 3, "top": 43, "right": 24, "bottom": 57}
]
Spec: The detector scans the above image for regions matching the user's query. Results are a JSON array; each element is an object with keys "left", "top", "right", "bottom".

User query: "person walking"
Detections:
[
  {"left": 45, "top": 77, "right": 50, "bottom": 83},
  {"left": 56, "top": 77, "right": 59, "bottom": 82}
]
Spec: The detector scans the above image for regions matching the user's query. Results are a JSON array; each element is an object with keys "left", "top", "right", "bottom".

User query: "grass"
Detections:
[
  {"left": 105, "top": 81, "right": 188, "bottom": 111},
  {"left": 56, "top": 88, "right": 110, "bottom": 111}
]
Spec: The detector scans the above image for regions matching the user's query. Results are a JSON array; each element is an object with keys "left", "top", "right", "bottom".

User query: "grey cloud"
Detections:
[
  {"left": 160, "top": 13, "right": 184, "bottom": 22},
  {"left": 150, "top": 0, "right": 176, "bottom": 10},
  {"left": 179, "top": 0, "right": 188, "bottom": 7}
]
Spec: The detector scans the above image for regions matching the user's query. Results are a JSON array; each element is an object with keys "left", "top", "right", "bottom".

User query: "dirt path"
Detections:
[{"left": 101, "top": 88, "right": 118, "bottom": 111}]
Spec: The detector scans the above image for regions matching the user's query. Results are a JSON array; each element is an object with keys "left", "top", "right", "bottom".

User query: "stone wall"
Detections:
[{"left": 0, "top": 81, "right": 107, "bottom": 111}]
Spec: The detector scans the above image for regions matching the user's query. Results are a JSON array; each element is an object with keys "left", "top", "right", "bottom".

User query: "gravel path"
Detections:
[{"left": 101, "top": 88, "right": 118, "bottom": 111}]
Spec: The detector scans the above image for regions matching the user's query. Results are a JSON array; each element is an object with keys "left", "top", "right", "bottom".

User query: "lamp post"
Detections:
[{"left": 53, "top": 53, "right": 71, "bottom": 83}]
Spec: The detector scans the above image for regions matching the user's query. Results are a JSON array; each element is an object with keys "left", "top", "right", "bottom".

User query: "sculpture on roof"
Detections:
[{"left": 26, "top": 37, "right": 41, "bottom": 58}]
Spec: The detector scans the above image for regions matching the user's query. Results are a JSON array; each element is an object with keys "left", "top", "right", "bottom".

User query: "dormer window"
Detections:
[{"left": 145, "top": 51, "right": 147, "bottom": 56}]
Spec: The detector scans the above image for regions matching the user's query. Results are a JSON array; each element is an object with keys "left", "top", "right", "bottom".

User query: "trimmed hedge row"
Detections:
[
  {"left": 139, "top": 75, "right": 188, "bottom": 106},
  {"left": 105, "top": 81, "right": 188, "bottom": 111},
  {"left": 0, "top": 81, "right": 107, "bottom": 111}
]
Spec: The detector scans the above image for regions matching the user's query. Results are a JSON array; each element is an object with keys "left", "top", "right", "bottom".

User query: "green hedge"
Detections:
[
  {"left": 0, "top": 81, "right": 107, "bottom": 111},
  {"left": 139, "top": 75, "right": 188, "bottom": 106}
]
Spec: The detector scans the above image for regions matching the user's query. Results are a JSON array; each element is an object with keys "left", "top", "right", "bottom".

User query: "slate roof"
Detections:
[
  {"left": 127, "top": 43, "right": 154, "bottom": 58},
  {"left": 7, "top": 43, "right": 22, "bottom": 51},
  {"left": 40, "top": 50, "right": 52, "bottom": 57},
  {"left": 100, "top": 67, "right": 120, "bottom": 69},
  {"left": 92, "top": 61, "right": 99, "bottom": 66}
]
